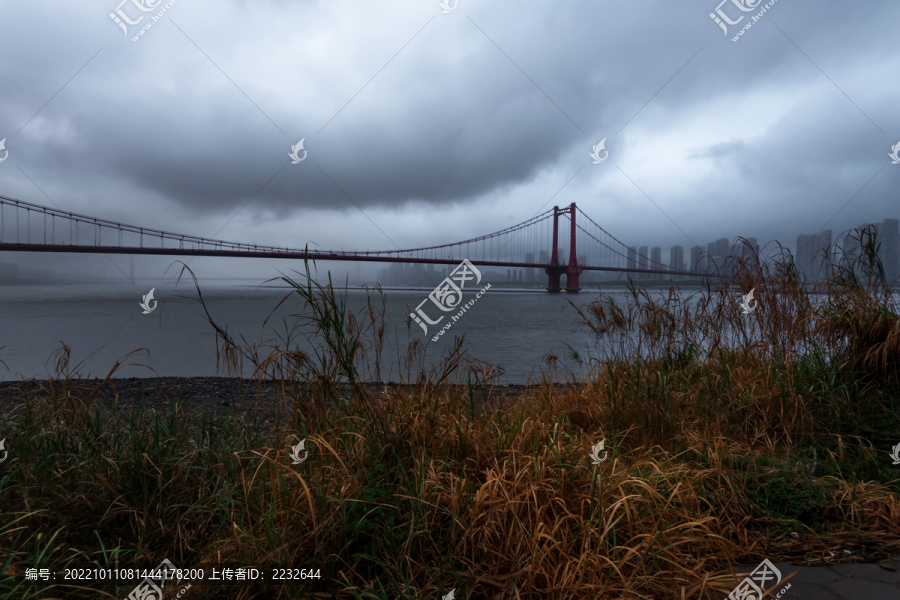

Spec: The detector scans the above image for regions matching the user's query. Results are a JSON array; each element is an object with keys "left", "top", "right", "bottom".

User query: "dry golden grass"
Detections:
[{"left": 2, "top": 230, "right": 900, "bottom": 599}]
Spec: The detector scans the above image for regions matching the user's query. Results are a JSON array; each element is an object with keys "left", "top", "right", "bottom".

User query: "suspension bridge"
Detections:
[{"left": 0, "top": 194, "right": 726, "bottom": 291}]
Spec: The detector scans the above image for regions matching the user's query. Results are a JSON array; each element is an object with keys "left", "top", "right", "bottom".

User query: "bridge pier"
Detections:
[
  {"left": 545, "top": 267, "right": 563, "bottom": 292},
  {"left": 565, "top": 269, "right": 581, "bottom": 293}
]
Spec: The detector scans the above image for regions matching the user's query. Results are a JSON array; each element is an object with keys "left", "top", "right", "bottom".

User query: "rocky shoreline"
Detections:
[{"left": 0, "top": 376, "right": 535, "bottom": 416}]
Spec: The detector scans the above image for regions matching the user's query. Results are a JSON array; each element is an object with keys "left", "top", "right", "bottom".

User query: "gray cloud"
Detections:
[{"left": 0, "top": 0, "right": 898, "bottom": 280}]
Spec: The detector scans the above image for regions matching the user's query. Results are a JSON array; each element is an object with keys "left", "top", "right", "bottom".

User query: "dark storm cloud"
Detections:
[{"left": 0, "top": 0, "right": 898, "bottom": 260}]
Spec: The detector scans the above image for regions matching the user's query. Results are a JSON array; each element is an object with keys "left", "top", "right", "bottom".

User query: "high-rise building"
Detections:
[
  {"left": 627, "top": 246, "right": 637, "bottom": 271},
  {"left": 690, "top": 245, "right": 703, "bottom": 272},
  {"left": 389, "top": 262, "right": 403, "bottom": 285},
  {"left": 539, "top": 250, "right": 550, "bottom": 282},
  {"left": 797, "top": 230, "right": 832, "bottom": 280},
  {"left": 881, "top": 219, "right": 899, "bottom": 284},
  {"left": 740, "top": 237, "right": 759, "bottom": 260},
  {"left": 650, "top": 246, "right": 662, "bottom": 279},
  {"left": 796, "top": 233, "right": 811, "bottom": 276},
  {"left": 706, "top": 238, "right": 729, "bottom": 273},
  {"left": 638, "top": 246, "right": 648, "bottom": 279},
  {"left": 863, "top": 220, "right": 899, "bottom": 283},
  {"left": 670, "top": 245, "right": 685, "bottom": 274},
  {"left": 526, "top": 253, "right": 536, "bottom": 282},
  {"left": 819, "top": 230, "right": 833, "bottom": 279},
  {"left": 841, "top": 228, "right": 863, "bottom": 268},
  {"left": 846, "top": 220, "right": 899, "bottom": 283}
]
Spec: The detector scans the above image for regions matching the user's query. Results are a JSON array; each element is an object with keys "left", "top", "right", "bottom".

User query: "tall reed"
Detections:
[{"left": 1, "top": 232, "right": 898, "bottom": 599}]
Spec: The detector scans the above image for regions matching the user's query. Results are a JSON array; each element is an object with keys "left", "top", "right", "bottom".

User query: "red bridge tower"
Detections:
[{"left": 546, "top": 203, "right": 582, "bottom": 293}]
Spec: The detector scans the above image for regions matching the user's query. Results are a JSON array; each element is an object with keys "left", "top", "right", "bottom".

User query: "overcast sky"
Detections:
[{"left": 0, "top": 0, "right": 898, "bottom": 281}]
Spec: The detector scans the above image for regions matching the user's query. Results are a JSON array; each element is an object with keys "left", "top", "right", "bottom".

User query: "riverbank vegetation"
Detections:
[{"left": 1, "top": 228, "right": 899, "bottom": 599}]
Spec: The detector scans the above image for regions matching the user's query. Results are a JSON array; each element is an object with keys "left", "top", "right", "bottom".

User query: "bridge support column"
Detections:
[
  {"left": 567, "top": 203, "right": 582, "bottom": 292},
  {"left": 545, "top": 268, "right": 563, "bottom": 292},
  {"left": 546, "top": 205, "right": 563, "bottom": 291}
]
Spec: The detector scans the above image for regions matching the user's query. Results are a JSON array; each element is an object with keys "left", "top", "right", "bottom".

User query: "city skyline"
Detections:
[
  {"left": 621, "top": 215, "right": 899, "bottom": 283},
  {"left": 2, "top": 210, "right": 898, "bottom": 285}
]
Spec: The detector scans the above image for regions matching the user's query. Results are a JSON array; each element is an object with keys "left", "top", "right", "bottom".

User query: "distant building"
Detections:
[
  {"left": 705, "top": 241, "right": 716, "bottom": 272},
  {"left": 876, "top": 219, "right": 899, "bottom": 283},
  {"left": 650, "top": 246, "right": 662, "bottom": 279},
  {"left": 690, "top": 245, "right": 704, "bottom": 272},
  {"left": 796, "top": 230, "right": 832, "bottom": 280},
  {"left": 638, "top": 246, "right": 648, "bottom": 279},
  {"left": 841, "top": 229, "right": 863, "bottom": 268},
  {"left": 706, "top": 238, "right": 729, "bottom": 273},
  {"left": 539, "top": 250, "right": 550, "bottom": 283},
  {"left": 844, "top": 220, "right": 899, "bottom": 283},
  {"left": 796, "top": 234, "right": 811, "bottom": 277},
  {"left": 526, "top": 253, "right": 536, "bottom": 282},
  {"left": 670, "top": 245, "right": 685, "bottom": 274},
  {"left": 740, "top": 237, "right": 759, "bottom": 260},
  {"left": 390, "top": 262, "right": 403, "bottom": 285}
]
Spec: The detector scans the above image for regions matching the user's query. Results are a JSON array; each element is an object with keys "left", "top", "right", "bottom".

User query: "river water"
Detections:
[{"left": 0, "top": 282, "right": 625, "bottom": 383}]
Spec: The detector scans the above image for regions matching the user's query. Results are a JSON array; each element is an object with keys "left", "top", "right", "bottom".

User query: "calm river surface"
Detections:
[{"left": 0, "top": 282, "right": 652, "bottom": 383}]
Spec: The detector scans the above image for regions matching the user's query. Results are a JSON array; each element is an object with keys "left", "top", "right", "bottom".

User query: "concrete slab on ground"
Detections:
[{"left": 717, "top": 558, "right": 900, "bottom": 599}]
